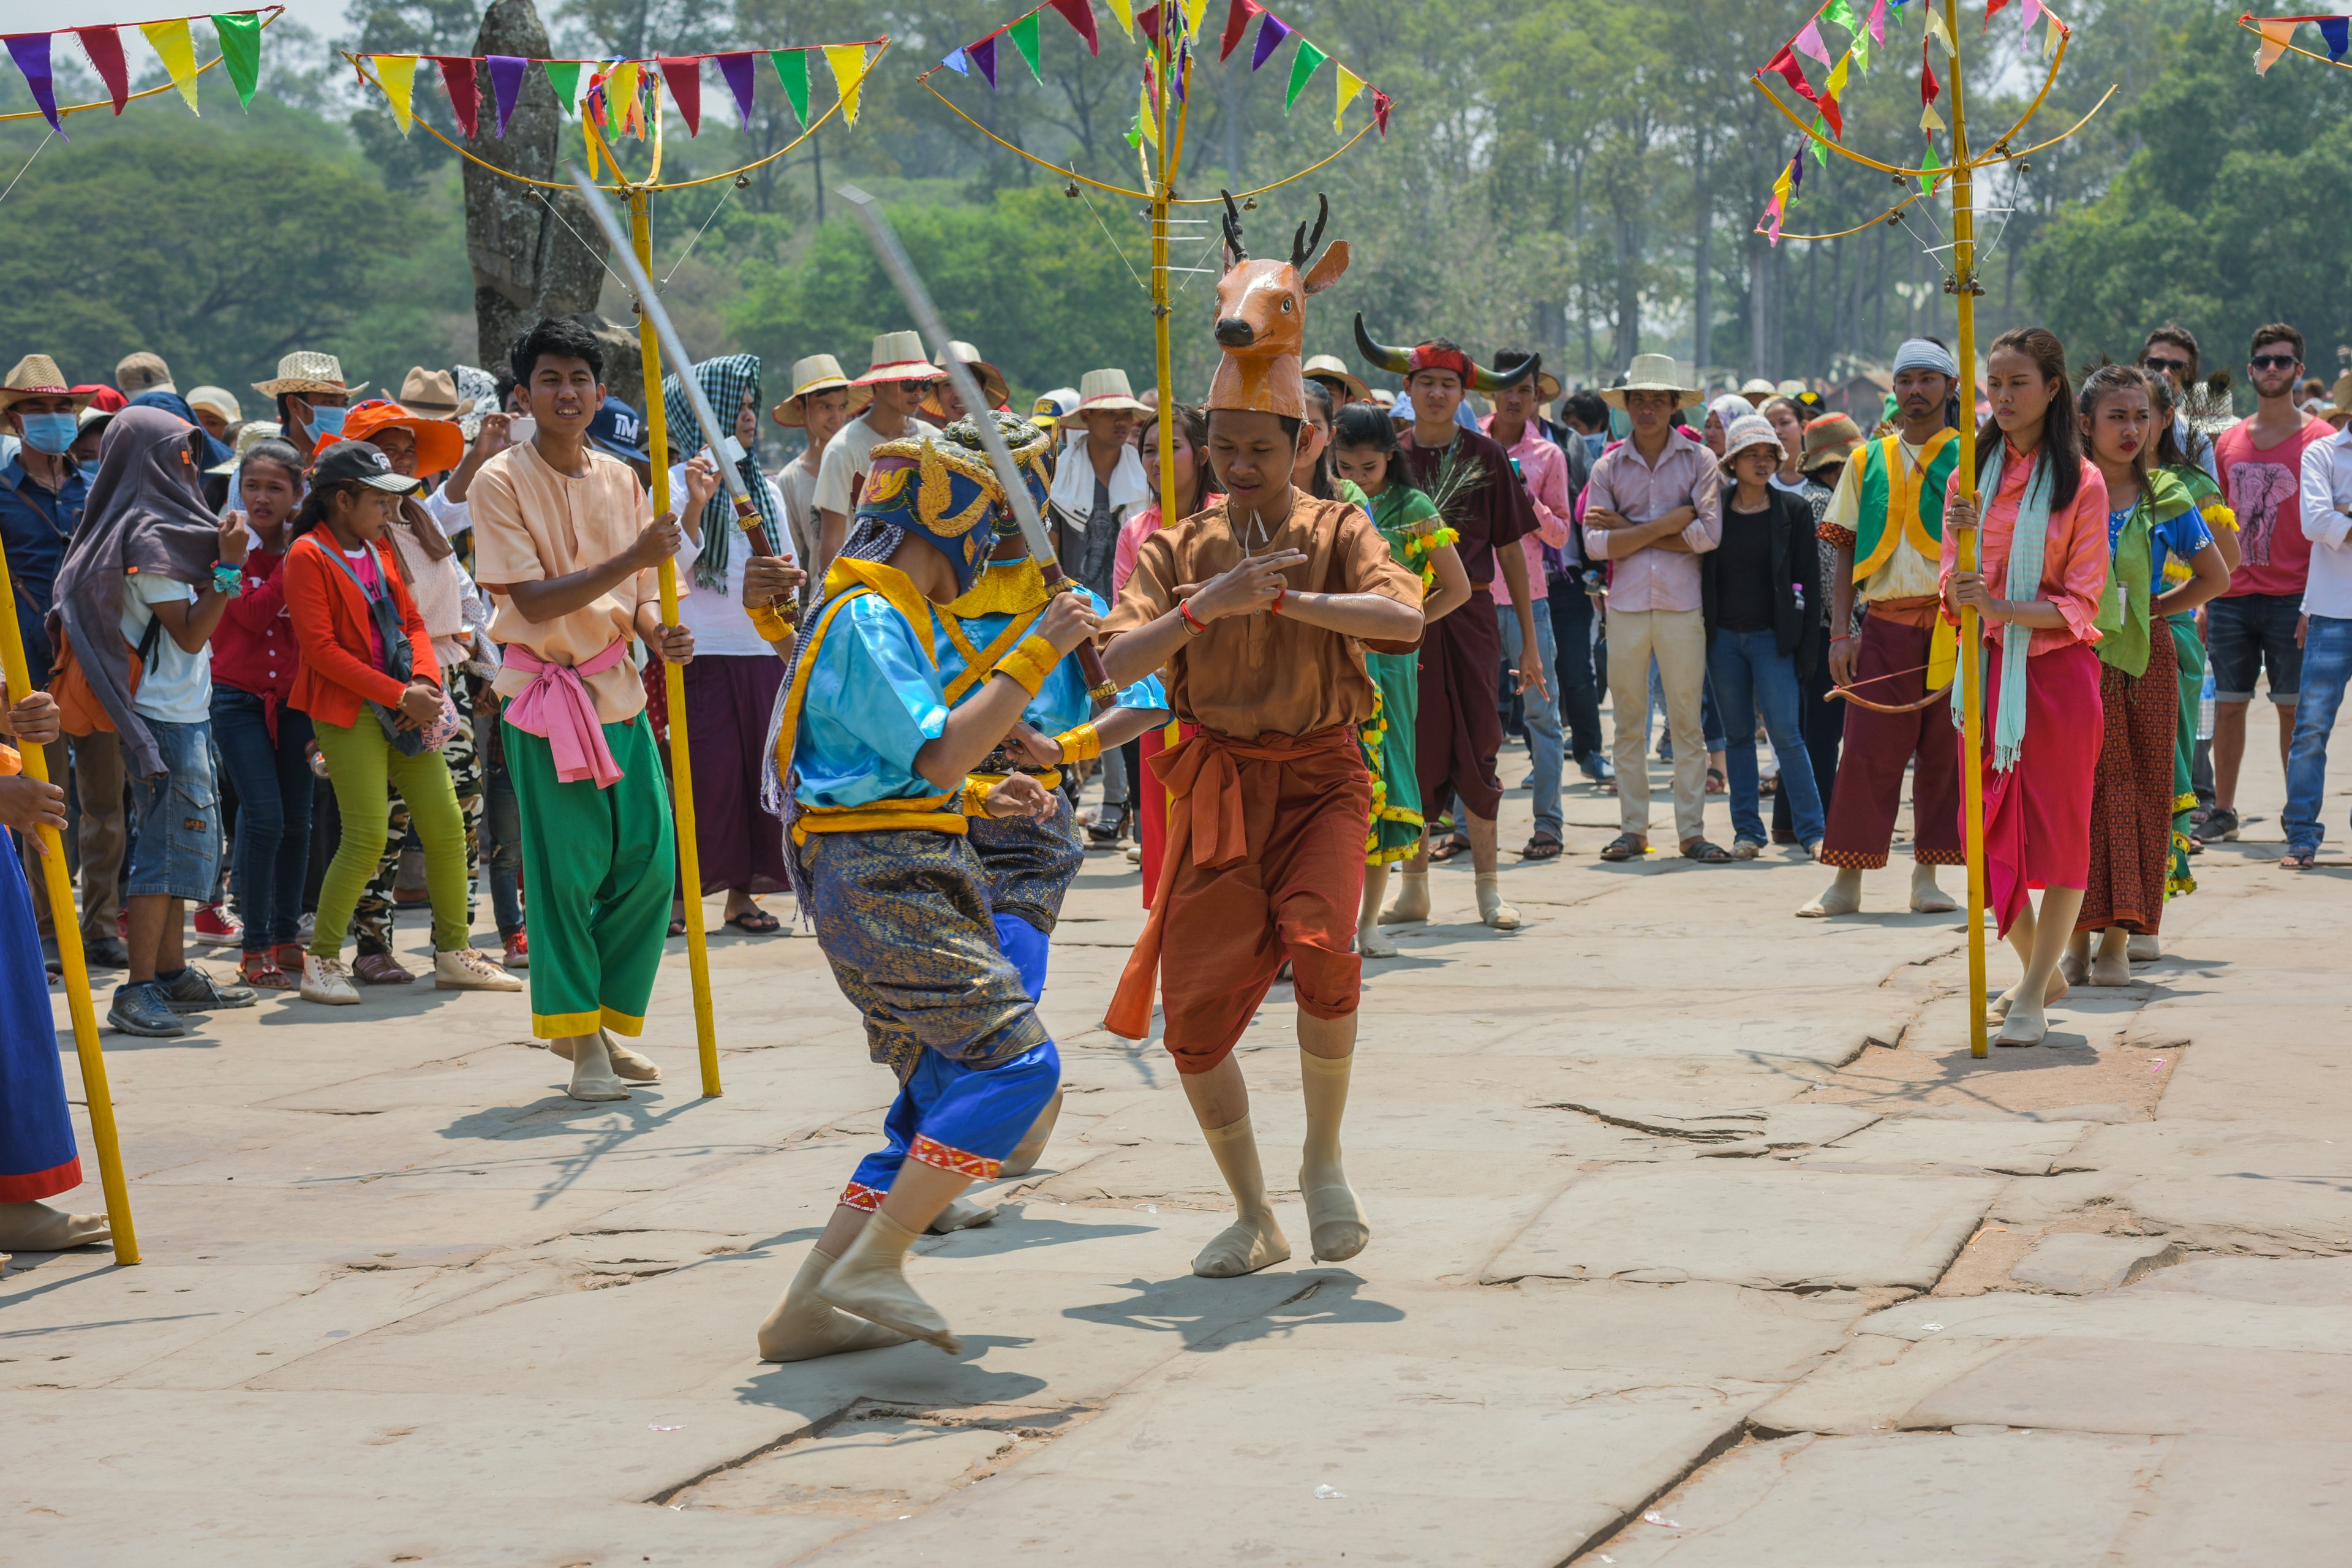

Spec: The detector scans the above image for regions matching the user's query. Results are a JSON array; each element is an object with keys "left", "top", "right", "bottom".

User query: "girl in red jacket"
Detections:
[{"left": 281, "top": 441, "right": 519, "bottom": 1005}]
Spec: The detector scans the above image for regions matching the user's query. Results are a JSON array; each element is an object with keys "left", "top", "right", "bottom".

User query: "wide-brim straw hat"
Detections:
[
  {"left": 1738, "top": 376, "right": 1776, "bottom": 399},
  {"left": 398, "top": 366, "right": 474, "bottom": 420},
  {"left": 0, "top": 354, "right": 96, "bottom": 414},
  {"left": 1719, "top": 413, "right": 1786, "bottom": 472},
  {"left": 254, "top": 350, "right": 367, "bottom": 398},
  {"left": 184, "top": 385, "right": 242, "bottom": 425},
  {"left": 1602, "top": 354, "right": 1703, "bottom": 411},
  {"left": 934, "top": 341, "right": 1010, "bottom": 409},
  {"left": 854, "top": 331, "right": 944, "bottom": 387},
  {"left": 1074, "top": 367, "right": 1148, "bottom": 414},
  {"left": 772, "top": 353, "right": 874, "bottom": 426},
  {"left": 1302, "top": 354, "right": 1371, "bottom": 404},
  {"left": 1800, "top": 412, "right": 1865, "bottom": 475}
]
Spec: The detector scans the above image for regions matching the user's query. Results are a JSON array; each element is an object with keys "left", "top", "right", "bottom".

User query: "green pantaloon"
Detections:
[{"left": 502, "top": 710, "right": 675, "bottom": 1039}]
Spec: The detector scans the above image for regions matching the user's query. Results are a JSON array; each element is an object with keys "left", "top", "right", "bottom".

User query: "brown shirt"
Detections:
[
  {"left": 1103, "top": 492, "right": 1423, "bottom": 740},
  {"left": 1398, "top": 425, "right": 1539, "bottom": 584}
]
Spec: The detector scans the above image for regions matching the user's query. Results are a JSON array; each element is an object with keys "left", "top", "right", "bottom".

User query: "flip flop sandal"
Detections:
[
  {"left": 1705, "top": 767, "right": 1728, "bottom": 794},
  {"left": 1427, "top": 834, "right": 1472, "bottom": 863},
  {"left": 1599, "top": 833, "right": 1646, "bottom": 862},
  {"left": 2281, "top": 849, "right": 2318, "bottom": 870},
  {"left": 1521, "top": 834, "right": 1564, "bottom": 861},
  {"left": 1681, "top": 839, "right": 1734, "bottom": 864},
  {"left": 668, "top": 916, "right": 688, "bottom": 938},
  {"left": 726, "top": 909, "right": 782, "bottom": 933}
]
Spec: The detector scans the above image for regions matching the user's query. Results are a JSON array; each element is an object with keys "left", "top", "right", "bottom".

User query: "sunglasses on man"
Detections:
[
  {"left": 2142, "top": 354, "right": 2191, "bottom": 376},
  {"left": 2250, "top": 353, "right": 2301, "bottom": 371}
]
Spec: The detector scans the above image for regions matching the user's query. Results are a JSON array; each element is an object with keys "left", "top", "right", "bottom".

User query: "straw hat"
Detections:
[
  {"left": 1074, "top": 368, "right": 1148, "bottom": 415},
  {"left": 252, "top": 350, "right": 367, "bottom": 398},
  {"left": 186, "top": 385, "right": 242, "bottom": 425},
  {"left": 853, "top": 331, "right": 943, "bottom": 387},
  {"left": 934, "top": 341, "right": 1010, "bottom": 409},
  {"left": 0, "top": 354, "right": 97, "bottom": 414},
  {"left": 116, "top": 350, "right": 176, "bottom": 395},
  {"left": 1800, "top": 412, "right": 1864, "bottom": 476},
  {"left": 398, "top": 367, "right": 473, "bottom": 420},
  {"left": 1719, "top": 413, "right": 1785, "bottom": 472},
  {"left": 771, "top": 353, "right": 873, "bottom": 426},
  {"left": 1601, "top": 354, "right": 1704, "bottom": 411},
  {"left": 1302, "top": 354, "right": 1371, "bottom": 405}
]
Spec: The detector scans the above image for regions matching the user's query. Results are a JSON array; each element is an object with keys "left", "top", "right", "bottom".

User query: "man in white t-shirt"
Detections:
[
  {"left": 771, "top": 353, "right": 867, "bottom": 608},
  {"left": 812, "top": 331, "right": 941, "bottom": 576}
]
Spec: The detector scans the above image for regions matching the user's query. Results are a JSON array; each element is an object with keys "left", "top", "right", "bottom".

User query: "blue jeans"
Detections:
[
  {"left": 1547, "top": 584, "right": 1607, "bottom": 764},
  {"left": 2282, "top": 614, "right": 2352, "bottom": 854},
  {"left": 126, "top": 717, "right": 222, "bottom": 902},
  {"left": 209, "top": 687, "right": 315, "bottom": 952},
  {"left": 1496, "top": 601, "right": 1564, "bottom": 838},
  {"left": 1708, "top": 627, "right": 1826, "bottom": 846}
]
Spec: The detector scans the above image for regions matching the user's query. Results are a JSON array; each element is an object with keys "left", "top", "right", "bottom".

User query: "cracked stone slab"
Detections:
[
  {"left": 1854, "top": 1289, "right": 2352, "bottom": 1355},
  {"left": 1541, "top": 1101, "right": 1879, "bottom": 1151},
  {"left": 1749, "top": 1335, "right": 2011, "bottom": 1436},
  {"left": 2100, "top": 1436, "right": 2352, "bottom": 1566},
  {"left": 1910, "top": 1336, "right": 2352, "bottom": 1441},
  {"left": 1485, "top": 1164, "right": 1999, "bottom": 1290},
  {"left": 2007, "top": 1232, "right": 2180, "bottom": 1294},
  {"left": 2071, "top": 1121, "right": 2352, "bottom": 1254},
  {"left": 1800, "top": 1117, "right": 2090, "bottom": 1176}
]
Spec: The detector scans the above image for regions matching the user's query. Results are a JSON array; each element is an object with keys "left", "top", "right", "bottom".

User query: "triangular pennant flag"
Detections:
[
  {"left": 824, "top": 43, "right": 870, "bottom": 125},
  {"left": 2322, "top": 17, "right": 2350, "bottom": 59},
  {"left": 1050, "top": 0, "right": 1101, "bottom": 56},
  {"left": 1852, "top": 31, "right": 1871, "bottom": 74},
  {"left": 1984, "top": 0, "right": 2009, "bottom": 29},
  {"left": 970, "top": 34, "right": 999, "bottom": 88},
  {"left": 1917, "top": 138, "right": 1942, "bottom": 196},
  {"left": 1175, "top": 37, "right": 1191, "bottom": 101},
  {"left": 433, "top": 55, "right": 479, "bottom": 137},
  {"left": 1809, "top": 115, "right": 1830, "bottom": 164},
  {"left": 211, "top": 12, "right": 263, "bottom": 107},
  {"left": 1763, "top": 47, "right": 1823, "bottom": 110},
  {"left": 1825, "top": 51, "right": 1850, "bottom": 99},
  {"left": 1333, "top": 63, "right": 1363, "bottom": 133},
  {"left": 543, "top": 59, "right": 582, "bottom": 115},
  {"left": 1822, "top": 0, "right": 1860, "bottom": 37},
  {"left": 1920, "top": 100, "right": 1944, "bottom": 134},
  {"left": 2254, "top": 18, "right": 2296, "bottom": 74},
  {"left": 1819, "top": 87, "right": 1844, "bottom": 139},
  {"left": 1137, "top": 5, "right": 1160, "bottom": 45},
  {"left": 658, "top": 56, "right": 701, "bottom": 135},
  {"left": 941, "top": 47, "right": 970, "bottom": 74},
  {"left": 1284, "top": 39, "right": 1325, "bottom": 110},
  {"left": 1790, "top": 148, "right": 1805, "bottom": 194},
  {"left": 770, "top": 50, "right": 810, "bottom": 121},
  {"left": 376, "top": 55, "right": 420, "bottom": 133},
  {"left": 1251, "top": 13, "right": 1291, "bottom": 69},
  {"left": 74, "top": 26, "right": 131, "bottom": 112},
  {"left": 1220, "top": 0, "right": 1261, "bottom": 61},
  {"left": 1794, "top": 19, "right": 1833, "bottom": 64},
  {"left": 1137, "top": 74, "right": 1160, "bottom": 145},
  {"left": 1108, "top": 0, "right": 1133, "bottom": 39},
  {"left": 1008, "top": 13, "right": 1042, "bottom": 82},
  {"left": 1925, "top": 6, "right": 1957, "bottom": 55},
  {"left": 1921, "top": 41, "right": 1940, "bottom": 108},
  {"left": 141, "top": 19, "right": 202, "bottom": 113},
  {"left": 717, "top": 51, "right": 755, "bottom": 126},
  {"left": 1371, "top": 88, "right": 1391, "bottom": 134},
  {"left": 2021, "top": 0, "right": 2043, "bottom": 23},
  {"left": 1868, "top": 0, "right": 1888, "bottom": 46},
  {"left": 1186, "top": 0, "right": 1215, "bottom": 43},
  {"left": 608, "top": 59, "right": 640, "bottom": 137},
  {"left": 5, "top": 33, "right": 64, "bottom": 136},
  {"left": 2046, "top": 15, "right": 2064, "bottom": 55},
  {"left": 489, "top": 55, "right": 529, "bottom": 137}
]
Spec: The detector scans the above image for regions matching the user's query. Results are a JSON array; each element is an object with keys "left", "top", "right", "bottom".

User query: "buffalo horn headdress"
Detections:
[{"left": 1353, "top": 316, "right": 1534, "bottom": 395}]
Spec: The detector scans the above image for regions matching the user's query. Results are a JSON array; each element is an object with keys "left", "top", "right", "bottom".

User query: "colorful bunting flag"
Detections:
[
  {"left": 1924, "top": 6, "right": 1957, "bottom": 55},
  {"left": 1049, "top": 0, "right": 1101, "bottom": 56},
  {"left": 1868, "top": 0, "right": 1888, "bottom": 47},
  {"left": 716, "top": 51, "right": 755, "bottom": 126},
  {"left": 2045, "top": 15, "right": 2064, "bottom": 55},
  {"left": 1822, "top": 0, "right": 1860, "bottom": 38},
  {"left": 543, "top": 59, "right": 582, "bottom": 115},
  {"left": 434, "top": 55, "right": 478, "bottom": 137},
  {"left": 375, "top": 53, "right": 418, "bottom": 134},
  {"left": 657, "top": 55, "right": 700, "bottom": 134},
  {"left": 141, "top": 18, "right": 202, "bottom": 113},
  {"left": 1137, "top": 70, "right": 1160, "bottom": 145},
  {"left": 1251, "top": 13, "right": 1291, "bottom": 70},
  {"left": 1008, "top": 12, "right": 1042, "bottom": 82},
  {"left": 1137, "top": 4, "right": 1161, "bottom": 45},
  {"left": 1220, "top": 0, "right": 1262, "bottom": 62},
  {"left": 1762, "top": 46, "right": 1824, "bottom": 112},
  {"left": 1917, "top": 138, "right": 1942, "bottom": 196},
  {"left": 1793, "top": 19, "right": 1832, "bottom": 64},
  {"left": 212, "top": 11, "right": 262, "bottom": 107},
  {"left": 1333, "top": 62, "right": 1362, "bottom": 133},
  {"left": 2021, "top": 0, "right": 2043, "bottom": 23},
  {"left": 1984, "top": 0, "right": 2009, "bottom": 29},
  {"left": 489, "top": 54, "right": 529, "bottom": 138},
  {"left": 6, "top": 33, "right": 64, "bottom": 136},
  {"left": 2253, "top": 18, "right": 2297, "bottom": 73},
  {"left": 2323, "top": 17, "right": 2351, "bottom": 59},
  {"left": 1108, "top": 0, "right": 1133, "bottom": 40},
  {"left": 75, "top": 26, "right": 131, "bottom": 113},
  {"left": 608, "top": 59, "right": 641, "bottom": 135},
  {"left": 1186, "top": 0, "right": 1214, "bottom": 42},
  {"left": 1284, "top": 38, "right": 1325, "bottom": 110},
  {"left": 1371, "top": 87, "right": 1391, "bottom": 134},
  {"left": 1809, "top": 114, "right": 1830, "bottom": 164},
  {"left": 970, "top": 34, "right": 1000, "bottom": 88},
  {"left": 1852, "top": 30, "right": 1871, "bottom": 74},
  {"left": 942, "top": 47, "right": 970, "bottom": 74},
  {"left": 769, "top": 48, "right": 811, "bottom": 121},
  {"left": 1820, "top": 51, "right": 1850, "bottom": 137},
  {"left": 825, "top": 43, "right": 870, "bottom": 126}
]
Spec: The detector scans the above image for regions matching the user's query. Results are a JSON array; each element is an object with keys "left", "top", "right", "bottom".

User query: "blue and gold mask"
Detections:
[{"left": 861, "top": 413, "right": 1054, "bottom": 592}]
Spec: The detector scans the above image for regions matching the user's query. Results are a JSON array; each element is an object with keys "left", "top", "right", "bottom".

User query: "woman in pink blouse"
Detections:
[{"left": 1941, "top": 326, "right": 2111, "bottom": 1047}]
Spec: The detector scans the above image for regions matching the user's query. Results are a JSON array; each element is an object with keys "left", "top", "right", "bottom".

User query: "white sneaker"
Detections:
[
  {"left": 300, "top": 953, "right": 361, "bottom": 1006},
  {"left": 435, "top": 948, "right": 525, "bottom": 992}
]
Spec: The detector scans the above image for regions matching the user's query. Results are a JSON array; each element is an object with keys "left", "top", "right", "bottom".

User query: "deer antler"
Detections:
[
  {"left": 1291, "top": 192, "right": 1329, "bottom": 270},
  {"left": 1220, "top": 189, "right": 1248, "bottom": 262}
]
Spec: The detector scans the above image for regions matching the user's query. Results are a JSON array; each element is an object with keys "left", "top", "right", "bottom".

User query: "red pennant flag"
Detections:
[
  {"left": 1370, "top": 88, "right": 1391, "bottom": 135},
  {"left": 1049, "top": 0, "right": 1101, "bottom": 56},
  {"left": 1137, "top": 4, "right": 1159, "bottom": 45},
  {"left": 432, "top": 56, "right": 480, "bottom": 137},
  {"left": 1762, "top": 45, "right": 1822, "bottom": 111},
  {"left": 1983, "top": 0, "right": 2010, "bottom": 25},
  {"left": 74, "top": 25, "right": 130, "bottom": 112},
  {"left": 1819, "top": 89, "right": 1842, "bottom": 139},
  {"left": 1219, "top": 0, "right": 1262, "bottom": 62},
  {"left": 658, "top": 56, "right": 702, "bottom": 135},
  {"left": 1921, "top": 40, "right": 1940, "bottom": 109}
]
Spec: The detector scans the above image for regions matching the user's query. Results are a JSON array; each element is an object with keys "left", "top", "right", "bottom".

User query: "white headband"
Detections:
[{"left": 1893, "top": 338, "right": 1959, "bottom": 378}]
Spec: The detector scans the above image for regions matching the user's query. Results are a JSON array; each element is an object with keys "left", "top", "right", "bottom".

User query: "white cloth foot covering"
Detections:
[
  {"left": 817, "top": 1211, "right": 960, "bottom": 1353},
  {"left": 2127, "top": 932, "right": 2161, "bottom": 962},
  {"left": 1297, "top": 1050, "right": 1370, "bottom": 1263},
  {"left": 1909, "top": 864, "right": 1958, "bottom": 913},
  {"left": 1192, "top": 1114, "right": 1291, "bottom": 1278},
  {"left": 1797, "top": 868, "right": 1864, "bottom": 918},
  {"left": 2091, "top": 933, "right": 2133, "bottom": 987},
  {"left": 564, "top": 1033, "right": 632, "bottom": 1101},
  {"left": 1378, "top": 870, "right": 1429, "bottom": 925},
  {"left": 1476, "top": 873, "right": 1521, "bottom": 930},
  {"left": 926, "top": 1195, "right": 997, "bottom": 1234},
  {"left": 0, "top": 1200, "right": 110, "bottom": 1251},
  {"left": 1987, "top": 969, "right": 2070, "bottom": 1024},
  {"left": 550, "top": 1031, "right": 662, "bottom": 1082},
  {"left": 756, "top": 1244, "right": 912, "bottom": 1362},
  {"left": 996, "top": 1089, "right": 1063, "bottom": 1178}
]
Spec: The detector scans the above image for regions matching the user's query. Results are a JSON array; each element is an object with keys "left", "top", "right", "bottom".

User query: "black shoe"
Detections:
[
  {"left": 2191, "top": 807, "right": 2239, "bottom": 844},
  {"left": 83, "top": 935, "right": 132, "bottom": 969},
  {"left": 152, "top": 966, "right": 258, "bottom": 1013},
  {"left": 1087, "top": 803, "right": 1128, "bottom": 845},
  {"left": 108, "top": 982, "right": 187, "bottom": 1038}
]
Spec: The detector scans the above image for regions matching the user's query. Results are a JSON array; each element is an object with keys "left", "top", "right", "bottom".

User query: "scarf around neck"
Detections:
[
  {"left": 1953, "top": 440, "right": 2052, "bottom": 773},
  {"left": 664, "top": 354, "right": 783, "bottom": 593}
]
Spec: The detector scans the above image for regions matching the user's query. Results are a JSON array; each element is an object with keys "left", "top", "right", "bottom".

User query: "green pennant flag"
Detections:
[
  {"left": 211, "top": 11, "right": 262, "bottom": 107},
  {"left": 1851, "top": 31, "right": 1871, "bottom": 74},
  {"left": 1284, "top": 39, "right": 1327, "bottom": 111},
  {"left": 1822, "top": 0, "right": 1860, "bottom": 36},
  {"left": 770, "top": 49, "right": 810, "bottom": 124},
  {"left": 1917, "top": 139, "right": 1942, "bottom": 195},
  {"left": 1809, "top": 115, "right": 1830, "bottom": 164},
  {"left": 1009, "top": 12, "right": 1043, "bottom": 82},
  {"left": 543, "top": 59, "right": 581, "bottom": 115}
]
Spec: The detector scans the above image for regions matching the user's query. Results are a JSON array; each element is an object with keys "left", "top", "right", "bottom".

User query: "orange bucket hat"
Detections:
[{"left": 317, "top": 398, "right": 465, "bottom": 476}]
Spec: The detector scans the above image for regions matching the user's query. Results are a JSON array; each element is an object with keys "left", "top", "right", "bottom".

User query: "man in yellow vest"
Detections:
[{"left": 1798, "top": 338, "right": 1966, "bottom": 918}]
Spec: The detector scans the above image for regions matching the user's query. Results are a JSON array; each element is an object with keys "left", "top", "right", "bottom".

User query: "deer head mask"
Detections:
[{"left": 1205, "top": 191, "right": 1350, "bottom": 421}]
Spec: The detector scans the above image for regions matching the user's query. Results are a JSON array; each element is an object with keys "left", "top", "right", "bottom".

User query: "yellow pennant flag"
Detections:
[
  {"left": 1333, "top": 64, "right": 1363, "bottom": 134},
  {"left": 1109, "top": 0, "right": 1133, "bottom": 39},
  {"left": 1825, "top": 52, "right": 1850, "bottom": 99},
  {"left": 2255, "top": 18, "right": 2295, "bottom": 73},
  {"left": 1186, "top": 0, "right": 1213, "bottom": 42},
  {"left": 1924, "top": 6, "right": 1956, "bottom": 55},
  {"left": 375, "top": 55, "right": 419, "bottom": 134},
  {"left": 1771, "top": 165, "right": 1793, "bottom": 205},
  {"left": 141, "top": 18, "right": 202, "bottom": 113},
  {"left": 608, "top": 60, "right": 640, "bottom": 134},
  {"left": 1138, "top": 78, "right": 1160, "bottom": 146},
  {"left": 825, "top": 44, "right": 870, "bottom": 126},
  {"left": 1921, "top": 101, "right": 1945, "bottom": 134}
]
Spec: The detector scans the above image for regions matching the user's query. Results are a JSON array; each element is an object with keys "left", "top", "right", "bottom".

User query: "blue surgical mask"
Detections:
[
  {"left": 17, "top": 412, "right": 77, "bottom": 456},
  {"left": 1581, "top": 431, "right": 1607, "bottom": 461},
  {"left": 304, "top": 402, "right": 349, "bottom": 440}
]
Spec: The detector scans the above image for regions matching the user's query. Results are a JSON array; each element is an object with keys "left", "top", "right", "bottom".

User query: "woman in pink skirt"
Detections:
[{"left": 1940, "top": 326, "right": 2111, "bottom": 1047}]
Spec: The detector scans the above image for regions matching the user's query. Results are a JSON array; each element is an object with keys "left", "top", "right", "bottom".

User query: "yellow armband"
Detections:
[
  {"left": 748, "top": 603, "right": 796, "bottom": 643},
  {"left": 993, "top": 635, "right": 1060, "bottom": 697},
  {"left": 1054, "top": 722, "right": 1102, "bottom": 763},
  {"left": 959, "top": 777, "right": 995, "bottom": 816}
]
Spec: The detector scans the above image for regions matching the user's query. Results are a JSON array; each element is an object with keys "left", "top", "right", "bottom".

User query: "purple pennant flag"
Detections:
[
  {"left": 970, "top": 34, "right": 1000, "bottom": 88},
  {"left": 488, "top": 54, "right": 529, "bottom": 137},
  {"left": 5, "top": 32, "right": 66, "bottom": 138},
  {"left": 1250, "top": 13, "right": 1291, "bottom": 70},
  {"left": 717, "top": 51, "right": 756, "bottom": 126}
]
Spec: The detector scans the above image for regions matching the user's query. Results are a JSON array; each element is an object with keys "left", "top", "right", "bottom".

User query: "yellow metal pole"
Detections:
[
  {"left": 1945, "top": 0, "right": 1989, "bottom": 1058},
  {"left": 0, "top": 540, "right": 137, "bottom": 1262},
  {"left": 627, "top": 183, "right": 723, "bottom": 1097}
]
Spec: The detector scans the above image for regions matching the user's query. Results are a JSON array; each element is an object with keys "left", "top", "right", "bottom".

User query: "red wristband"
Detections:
[
  {"left": 1269, "top": 586, "right": 1286, "bottom": 616},
  {"left": 1180, "top": 600, "right": 1208, "bottom": 635}
]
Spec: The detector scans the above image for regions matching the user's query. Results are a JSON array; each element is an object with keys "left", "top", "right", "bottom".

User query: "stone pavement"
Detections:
[{"left": 4, "top": 715, "right": 2348, "bottom": 1566}]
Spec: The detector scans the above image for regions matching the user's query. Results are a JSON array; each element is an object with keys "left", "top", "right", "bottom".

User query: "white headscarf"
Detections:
[{"left": 1893, "top": 338, "right": 1960, "bottom": 378}]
